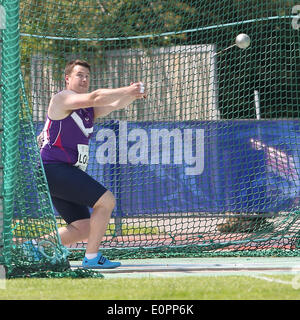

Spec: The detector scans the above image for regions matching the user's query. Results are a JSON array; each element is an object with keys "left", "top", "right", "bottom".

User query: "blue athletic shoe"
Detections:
[
  {"left": 22, "top": 240, "right": 42, "bottom": 262},
  {"left": 82, "top": 253, "right": 121, "bottom": 269}
]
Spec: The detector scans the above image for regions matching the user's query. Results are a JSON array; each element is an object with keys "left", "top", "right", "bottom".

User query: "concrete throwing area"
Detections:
[{"left": 70, "top": 256, "right": 300, "bottom": 279}]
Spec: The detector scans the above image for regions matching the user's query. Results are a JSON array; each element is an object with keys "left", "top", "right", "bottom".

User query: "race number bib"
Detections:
[{"left": 74, "top": 144, "right": 89, "bottom": 171}]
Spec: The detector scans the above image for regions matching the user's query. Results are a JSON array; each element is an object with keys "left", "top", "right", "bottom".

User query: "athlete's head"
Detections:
[{"left": 65, "top": 59, "right": 91, "bottom": 93}]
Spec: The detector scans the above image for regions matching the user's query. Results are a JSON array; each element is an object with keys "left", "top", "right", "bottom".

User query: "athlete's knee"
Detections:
[{"left": 93, "top": 190, "right": 116, "bottom": 212}]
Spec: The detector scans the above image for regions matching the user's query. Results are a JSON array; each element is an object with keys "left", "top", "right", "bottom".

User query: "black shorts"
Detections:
[{"left": 43, "top": 163, "right": 108, "bottom": 224}]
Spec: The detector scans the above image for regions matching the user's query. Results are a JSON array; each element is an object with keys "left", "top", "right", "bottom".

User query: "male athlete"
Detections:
[{"left": 38, "top": 59, "right": 146, "bottom": 268}]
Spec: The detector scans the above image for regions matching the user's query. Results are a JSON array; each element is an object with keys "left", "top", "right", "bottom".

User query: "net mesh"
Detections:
[{"left": 1, "top": 0, "right": 300, "bottom": 275}]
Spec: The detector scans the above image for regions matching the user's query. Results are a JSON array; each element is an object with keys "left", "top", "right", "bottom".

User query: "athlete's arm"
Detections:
[
  {"left": 48, "top": 83, "right": 146, "bottom": 120},
  {"left": 58, "top": 83, "right": 143, "bottom": 109},
  {"left": 93, "top": 93, "right": 146, "bottom": 119},
  {"left": 92, "top": 82, "right": 146, "bottom": 119}
]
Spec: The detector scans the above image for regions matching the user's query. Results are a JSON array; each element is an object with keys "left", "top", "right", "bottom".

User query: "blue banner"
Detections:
[{"left": 36, "top": 120, "right": 300, "bottom": 217}]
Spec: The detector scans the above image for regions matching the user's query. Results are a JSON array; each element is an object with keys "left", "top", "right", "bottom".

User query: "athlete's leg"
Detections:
[
  {"left": 51, "top": 196, "right": 91, "bottom": 246},
  {"left": 58, "top": 218, "right": 90, "bottom": 246},
  {"left": 85, "top": 190, "right": 116, "bottom": 254},
  {"left": 43, "top": 163, "right": 118, "bottom": 262}
]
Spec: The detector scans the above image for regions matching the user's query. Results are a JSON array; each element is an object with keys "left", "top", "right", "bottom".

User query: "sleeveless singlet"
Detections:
[{"left": 40, "top": 107, "right": 94, "bottom": 171}]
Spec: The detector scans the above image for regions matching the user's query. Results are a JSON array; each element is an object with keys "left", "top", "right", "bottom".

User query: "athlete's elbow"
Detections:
[
  {"left": 89, "top": 90, "right": 100, "bottom": 107},
  {"left": 90, "top": 89, "right": 111, "bottom": 107}
]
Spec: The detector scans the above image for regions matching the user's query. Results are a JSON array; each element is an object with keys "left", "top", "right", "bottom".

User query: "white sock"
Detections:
[{"left": 85, "top": 253, "right": 98, "bottom": 260}]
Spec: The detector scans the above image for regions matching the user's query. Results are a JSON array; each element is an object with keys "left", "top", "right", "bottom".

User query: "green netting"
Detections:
[
  {"left": 0, "top": 0, "right": 102, "bottom": 278},
  {"left": 1, "top": 0, "right": 300, "bottom": 277}
]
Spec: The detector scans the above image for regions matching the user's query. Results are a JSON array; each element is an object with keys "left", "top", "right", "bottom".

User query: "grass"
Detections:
[
  {"left": 6, "top": 220, "right": 300, "bottom": 300},
  {"left": 11, "top": 219, "right": 160, "bottom": 239},
  {"left": 105, "top": 223, "right": 160, "bottom": 236},
  {"left": 1, "top": 275, "right": 300, "bottom": 300}
]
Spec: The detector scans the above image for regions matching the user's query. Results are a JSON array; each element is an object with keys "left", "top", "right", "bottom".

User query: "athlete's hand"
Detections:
[{"left": 130, "top": 82, "right": 147, "bottom": 99}]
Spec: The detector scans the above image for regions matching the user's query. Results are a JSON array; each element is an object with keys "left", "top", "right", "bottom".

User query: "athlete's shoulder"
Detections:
[
  {"left": 52, "top": 89, "right": 77, "bottom": 100},
  {"left": 48, "top": 90, "right": 79, "bottom": 119}
]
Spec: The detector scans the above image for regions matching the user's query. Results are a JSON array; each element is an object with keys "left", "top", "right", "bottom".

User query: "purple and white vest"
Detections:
[{"left": 40, "top": 107, "right": 94, "bottom": 171}]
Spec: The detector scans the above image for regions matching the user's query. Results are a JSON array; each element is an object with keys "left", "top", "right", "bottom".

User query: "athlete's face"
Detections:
[{"left": 65, "top": 65, "right": 90, "bottom": 93}]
